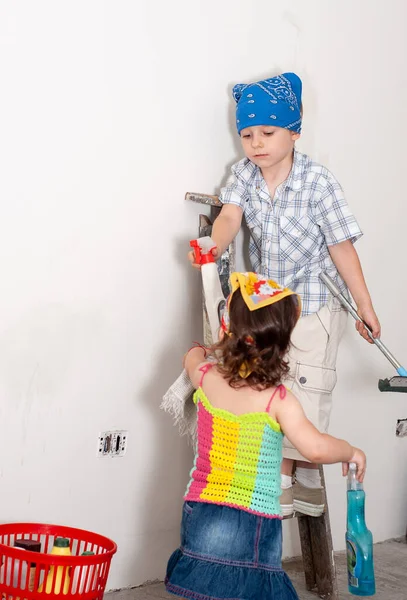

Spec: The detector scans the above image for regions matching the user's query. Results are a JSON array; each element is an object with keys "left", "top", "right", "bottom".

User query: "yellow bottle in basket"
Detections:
[{"left": 39, "top": 537, "right": 71, "bottom": 594}]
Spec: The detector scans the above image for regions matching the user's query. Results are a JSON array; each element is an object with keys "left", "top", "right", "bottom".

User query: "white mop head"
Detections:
[{"left": 161, "top": 369, "right": 197, "bottom": 442}]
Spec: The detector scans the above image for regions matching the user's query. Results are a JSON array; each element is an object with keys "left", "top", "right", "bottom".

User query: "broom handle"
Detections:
[{"left": 320, "top": 272, "right": 403, "bottom": 372}]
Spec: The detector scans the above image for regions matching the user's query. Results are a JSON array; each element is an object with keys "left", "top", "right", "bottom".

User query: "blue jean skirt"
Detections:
[{"left": 165, "top": 502, "right": 299, "bottom": 600}]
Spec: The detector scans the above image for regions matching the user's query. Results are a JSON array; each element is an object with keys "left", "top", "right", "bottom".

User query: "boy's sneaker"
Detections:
[
  {"left": 292, "top": 482, "right": 325, "bottom": 517},
  {"left": 280, "top": 487, "right": 294, "bottom": 517}
]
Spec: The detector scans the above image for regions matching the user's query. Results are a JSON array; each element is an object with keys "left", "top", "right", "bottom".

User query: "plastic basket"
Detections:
[{"left": 0, "top": 523, "right": 117, "bottom": 599}]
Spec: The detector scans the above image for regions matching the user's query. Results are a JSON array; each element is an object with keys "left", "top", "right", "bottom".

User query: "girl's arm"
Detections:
[
  {"left": 184, "top": 346, "right": 208, "bottom": 389},
  {"left": 328, "top": 240, "right": 380, "bottom": 343},
  {"left": 275, "top": 389, "right": 366, "bottom": 481}
]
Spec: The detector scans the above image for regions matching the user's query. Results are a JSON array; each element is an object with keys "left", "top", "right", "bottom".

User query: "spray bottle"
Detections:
[
  {"left": 190, "top": 237, "right": 225, "bottom": 341},
  {"left": 346, "top": 463, "right": 375, "bottom": 596}
]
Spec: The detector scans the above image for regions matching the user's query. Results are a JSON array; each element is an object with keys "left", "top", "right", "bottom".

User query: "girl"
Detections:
[{"left": 165, "top": 272, "right": 366, "bottom": 600}]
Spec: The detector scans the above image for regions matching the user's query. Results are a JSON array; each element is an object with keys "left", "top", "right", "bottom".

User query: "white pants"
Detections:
[{"left": 282, "top": 298, "right": 347, "bottom": 461}]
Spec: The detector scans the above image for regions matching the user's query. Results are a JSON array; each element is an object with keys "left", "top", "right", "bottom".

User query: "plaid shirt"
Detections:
[{"left": 220, "top": 150, "right": 363, "bottom": 315}]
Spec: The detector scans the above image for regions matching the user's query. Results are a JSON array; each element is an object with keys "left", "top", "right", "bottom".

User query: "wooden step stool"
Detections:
[{"left": 188, "top": 192, "right": 338, "bottom": 600}]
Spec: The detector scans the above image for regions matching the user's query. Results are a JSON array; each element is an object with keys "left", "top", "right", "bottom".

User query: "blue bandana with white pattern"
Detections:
[{"left": 233, "top": 72, "right": 302, "bottom": 134}]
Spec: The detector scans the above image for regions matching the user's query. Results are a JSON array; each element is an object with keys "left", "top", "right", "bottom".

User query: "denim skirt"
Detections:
[{"left": 165, "top": 502, "right": 299, "bottom": 600}]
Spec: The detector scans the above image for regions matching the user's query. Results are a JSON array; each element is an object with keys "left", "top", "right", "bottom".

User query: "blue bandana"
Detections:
[{"left": 233, "top": 72, "right": 302, "bottom": 134}]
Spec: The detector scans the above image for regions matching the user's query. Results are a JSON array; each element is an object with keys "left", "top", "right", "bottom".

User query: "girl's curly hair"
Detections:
[{"left": 213, "top": 288, "right": 300, "bottom": 390}]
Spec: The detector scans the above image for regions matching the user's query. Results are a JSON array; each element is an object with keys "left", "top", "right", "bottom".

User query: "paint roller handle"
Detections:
[
  {"left": 320, "top": 272, "right": 363, "bottom": 323},
  {"left": 320, "top": 272, "right": 404, "bottom": 373}
]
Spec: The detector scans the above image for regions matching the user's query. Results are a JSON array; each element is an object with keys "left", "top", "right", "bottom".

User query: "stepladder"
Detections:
[{"left": 188, "top": 191, "right": 339, "bottom": 600}]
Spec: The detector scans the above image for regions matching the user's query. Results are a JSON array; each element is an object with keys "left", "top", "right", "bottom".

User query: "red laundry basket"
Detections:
[{"left": 0, "top": 523, "right": 117, "bottom": 600}]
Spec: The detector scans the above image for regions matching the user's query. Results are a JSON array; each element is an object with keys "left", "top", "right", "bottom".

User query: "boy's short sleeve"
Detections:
[
  {"left": 314, "top": 177, "right": 363, "bottom": 246},
  {"left": 219, "top": 171, "right": 248, "bottom": 209}
]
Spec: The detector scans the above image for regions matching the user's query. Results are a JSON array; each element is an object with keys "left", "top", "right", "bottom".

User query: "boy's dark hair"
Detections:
[{"left": 214, "top": 289, "right": 299, "bottom": 390}]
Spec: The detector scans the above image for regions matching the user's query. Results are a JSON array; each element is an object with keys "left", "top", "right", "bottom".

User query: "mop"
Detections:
[{"left": 320, "top": 272, "right": 407, "bottom": 393}]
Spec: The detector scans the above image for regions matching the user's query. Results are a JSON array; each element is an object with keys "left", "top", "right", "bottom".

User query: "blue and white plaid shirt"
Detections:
[{"left": 220, "top": 150, "right": 363, "bottom": 315}]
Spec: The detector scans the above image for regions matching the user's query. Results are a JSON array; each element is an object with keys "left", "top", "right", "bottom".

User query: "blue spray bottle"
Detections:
[{"left": 346, "top": 463, "right": 375, "bottom": 596}]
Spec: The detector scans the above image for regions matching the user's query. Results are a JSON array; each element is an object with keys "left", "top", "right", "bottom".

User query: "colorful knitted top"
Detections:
[{"left": 184, "top": 367, "right": 284, "bottom": 519}]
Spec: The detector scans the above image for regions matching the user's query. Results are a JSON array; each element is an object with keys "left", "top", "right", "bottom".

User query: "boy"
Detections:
[{"left": 189, "top": 72, "right": 380, "bottom": 517}]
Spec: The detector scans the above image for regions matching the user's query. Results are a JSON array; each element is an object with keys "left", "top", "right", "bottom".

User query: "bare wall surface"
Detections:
[{"left": 1, "top": 0, "right": 406, "bottom": 589}]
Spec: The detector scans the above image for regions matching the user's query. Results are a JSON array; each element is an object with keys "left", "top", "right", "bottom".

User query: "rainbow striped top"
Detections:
[{"left": 184, "top": 386, "right": 283, "bottom": 519}]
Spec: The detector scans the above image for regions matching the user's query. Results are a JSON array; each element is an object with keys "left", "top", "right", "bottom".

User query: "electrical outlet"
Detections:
[
  {"left": 396, "top": 419, "right": 407, "bottom": 437},
  {"left": 98, "top": 430, "right": 128, "bottom": 457}
]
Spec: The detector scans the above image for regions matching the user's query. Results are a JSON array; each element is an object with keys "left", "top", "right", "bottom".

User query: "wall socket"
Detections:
[
  {"left": 396, "top": 419, "right": 407, "bottom": 437},
  {"left": 98, "top": 430, "right": 128, "bottom": 457}
]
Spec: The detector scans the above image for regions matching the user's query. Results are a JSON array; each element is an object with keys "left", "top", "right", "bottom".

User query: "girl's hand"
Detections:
[
  {"left": 183, "top": 344, "right": 208, "bottom": 368},
  {"left": 356, "top": 304, "right": 381, "bottom": 344},
  {"left": 342, "top": 448, "right": 366, "bottom": 482},
  {"left": 188, "top": 247, "right": 219, "bottom": 269}
]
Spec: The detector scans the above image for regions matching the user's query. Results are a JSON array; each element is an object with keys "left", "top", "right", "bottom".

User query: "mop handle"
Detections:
[{"left": 320, "top": 272, "right": 404, "bottom": 372}]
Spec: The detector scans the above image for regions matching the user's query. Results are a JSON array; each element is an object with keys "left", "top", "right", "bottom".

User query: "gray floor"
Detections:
[{"left": 107, "top": 538, "right": 407, "bottom": 599}]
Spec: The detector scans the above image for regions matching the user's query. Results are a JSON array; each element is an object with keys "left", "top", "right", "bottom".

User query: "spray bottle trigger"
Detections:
[{"left": 190, "top": 239, "right": 202, "bottom": 264}]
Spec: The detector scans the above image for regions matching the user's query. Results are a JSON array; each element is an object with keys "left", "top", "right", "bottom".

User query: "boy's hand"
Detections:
[
  {"left": 356, "top": 304, "right": 381, "bottom": 344},
  {"left": 188, "top": 247, "right": 220, "bottom": 269},
  {"left": 342, "top": 447, "right": 366, "bottom": 482},
  {"left": 188, "top": 205, "right": 242, "bottom": 269}
]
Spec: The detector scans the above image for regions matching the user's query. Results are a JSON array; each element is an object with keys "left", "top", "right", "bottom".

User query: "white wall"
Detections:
[{"left": 1, "top": 0, "right": 407, "bottom": 590}]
